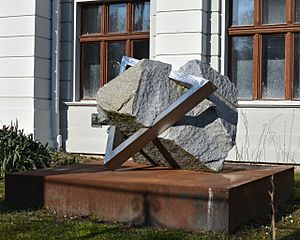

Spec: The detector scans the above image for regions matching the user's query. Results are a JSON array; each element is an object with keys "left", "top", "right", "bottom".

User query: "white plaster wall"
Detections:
[
  {"left": 60, "top": 0, "right": 73, "bottom": 103},
  {"left": 228, "top": 105, "right": 300, "bottom": 164},
  {"left": 149, "top": 0, "right": 156, "bottom": 59},
  {"left": 152, "top": 0, "right": 222, "bottom": 71},
  {"left": 0, "top": 1, "right": 36, "bottom": 133},
  {"left": 65, "top": 104, "right": 108, "bottom": 154},
  {"left": 34, "top": 0, "right": 52, "bottom": 144},
  {"left": 152, "top": 0, "right": 206, "bottom": 69},
  {"left": 59, "top": 0, "right": 74, "bottom": 149},
  {"left": 0, "top": 0, "right": 54, "bottom": 144},
  {"left": 207, "top": 0, "right": 222, "bottom": 71}
]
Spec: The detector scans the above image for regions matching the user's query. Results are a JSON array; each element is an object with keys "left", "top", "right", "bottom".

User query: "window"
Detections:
[
  {"left": 80, "top": 1, "right": 150, "bottom": 99},
  {"left": 228, "top": 0, "right": 300, "bottom": 100}
]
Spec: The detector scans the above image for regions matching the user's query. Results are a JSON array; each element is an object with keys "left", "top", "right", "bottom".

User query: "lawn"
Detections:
[{"left": 0, "top": 174, "right": 300, "bottom": 240}]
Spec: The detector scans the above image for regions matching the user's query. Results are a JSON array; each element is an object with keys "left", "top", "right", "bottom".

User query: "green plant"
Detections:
[{"left": 0, "top": 122, "right": 55, "bottom": 178}]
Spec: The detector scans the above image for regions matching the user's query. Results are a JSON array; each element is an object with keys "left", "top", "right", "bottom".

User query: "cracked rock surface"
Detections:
[{"left": 96, "top": 59, "right": 238, "bottom": 172}]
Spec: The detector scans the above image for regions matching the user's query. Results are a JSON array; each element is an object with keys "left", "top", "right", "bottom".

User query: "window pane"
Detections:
[
  {"left": 108, "top": 42, "right": 126, "bottom": 81},
  {"left": 132, "top": 40, "right": 149, "bottom": 59},
  {"left": 263, "top": 0, "right": 286, "bottom": 24},
  {"left": 81, "top": 4, "right": 101, "bottom": 34},
  {"left": 231, "top": 37, "right": 253, "bottom": 99},
  {"left": 82, "top": 43, "right": 100, "bottom": 98},
  {"left": 134, "top": 1, "right": 150, "bottom": 32},
  {"left": 294, "top": 35, "right": 300, "bottom": 98},
  {"left": 109, "top": 4, "right": 126, "bottom": 33},
  {"left": 262, "top": 35, "right": 285, "bottom": 99},
  {"left": 296, "top": 0, "right": 300, "bottom": 22},
  {"left": 231, "top": 0, "right": 254, "bottom": 26}
]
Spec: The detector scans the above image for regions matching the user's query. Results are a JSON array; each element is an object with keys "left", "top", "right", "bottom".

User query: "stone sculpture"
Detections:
[{"left": 96, "top": 58, "right": 238, "bottom": 172}]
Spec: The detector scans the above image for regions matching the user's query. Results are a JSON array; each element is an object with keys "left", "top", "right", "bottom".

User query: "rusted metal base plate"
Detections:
[{"left": 5, "top": 162, "right": 294, "bottom": 233}]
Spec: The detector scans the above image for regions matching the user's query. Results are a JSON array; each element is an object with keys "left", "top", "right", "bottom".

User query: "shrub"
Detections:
[{"left": 0, "top": 122, "right": 55, "bottom": 178}]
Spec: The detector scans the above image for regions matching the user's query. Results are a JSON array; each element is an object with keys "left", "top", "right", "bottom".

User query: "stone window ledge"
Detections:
[
  {"left": 238, "top": 101, "right": 300, "bottom": 108},
  {"left": 64, "top": 100, "right": 97, "bottom": 107},
  {"left": 64, "top": 100, "right": 300, "bottom": 108}
]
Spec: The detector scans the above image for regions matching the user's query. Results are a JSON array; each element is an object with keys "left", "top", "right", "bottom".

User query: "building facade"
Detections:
[{"left": 1, "top": 0, "right": 300, "bottom": 164}]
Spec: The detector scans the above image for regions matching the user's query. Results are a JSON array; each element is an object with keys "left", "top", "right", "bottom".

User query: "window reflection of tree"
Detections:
[
  {"left": 232, "top": 0, "right": 254, "bottom": 26},
  {"left": 135, "top": 2, "right": 150, "bottom": 31},
  {"left": 109, "top": 4, "right": 126, "bottom": 33},
  {"left": 231, "top": 37, "right": 253, "bottom": 99}
]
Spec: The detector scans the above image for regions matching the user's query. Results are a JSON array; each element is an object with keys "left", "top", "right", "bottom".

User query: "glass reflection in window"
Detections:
[
  {"left": 82, "top": 43, "right": 100, "bottom": 98},
  {"left": 108, "top": 42, "right": 126, "bottom": 81},
  {"left": 231, "top": 36, "right": 253, "bottom": 99},
  {"left": 262, "top": 35, "right": 285, "bottom": 99},
  {"left": 232, "top": 0, "right": 254, "bottom": 26},
  {"left": 109, "top": 4, "right": 126, "bottom": 33},
  {"left": 134, "top": 1, "right": 150, "bottom": 32},
  {"left": 294, "top": 35, "right": 300, "bottom": 98},
  {"left": 296, "top": 0, "right": 300, "bottom": 22},
  {"left": 81, "top": 4, "right": 102, "bottom": 34},
  {"left": 263, "top": 0, "right": 286, "bottom": 24}
]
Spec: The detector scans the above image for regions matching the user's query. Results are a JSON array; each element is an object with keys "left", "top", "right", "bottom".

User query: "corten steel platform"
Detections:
[{"left": 5, "top": 161, "right": 294, "bottom": 233}]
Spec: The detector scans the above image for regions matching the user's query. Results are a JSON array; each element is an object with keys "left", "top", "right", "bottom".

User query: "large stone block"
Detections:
[{"left": 96, "top": 59, "right": 237, "bottom": 171}]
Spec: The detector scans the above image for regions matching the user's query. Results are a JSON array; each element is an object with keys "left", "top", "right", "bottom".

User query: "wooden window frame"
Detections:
[
  {"left": 228, "top": 0, "right": 300, "bottom": 100},
  {"left": 80, "top": 1, "right": 150, "bottom": 100}
]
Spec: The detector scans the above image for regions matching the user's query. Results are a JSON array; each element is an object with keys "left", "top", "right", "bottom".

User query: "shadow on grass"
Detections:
[
  {"left": 0, "top": 198, "right": 42, "bottom": 214},
  {"left": 0, "top": 180, "right": 42, "bottom": 214}
]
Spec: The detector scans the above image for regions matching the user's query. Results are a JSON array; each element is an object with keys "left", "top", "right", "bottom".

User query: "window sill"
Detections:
[
  {"left": 238, "top": 100, "right": 300, "bottom": 108},
  {"left": 64, "top": 100, "right": 300, "bottom": 108},
  {"left": 65, "top": 100, "right": 97, "bottom": 107}
]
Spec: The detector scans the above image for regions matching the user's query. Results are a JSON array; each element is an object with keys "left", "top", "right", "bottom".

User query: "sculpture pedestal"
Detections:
[{"left": 5, "top": 161, "right": 294, "bottom": 233}]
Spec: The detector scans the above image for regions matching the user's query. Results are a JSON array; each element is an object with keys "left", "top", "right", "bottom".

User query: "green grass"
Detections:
[{"left": 0, "top": 174, "right": 300, "bottom": 240}]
